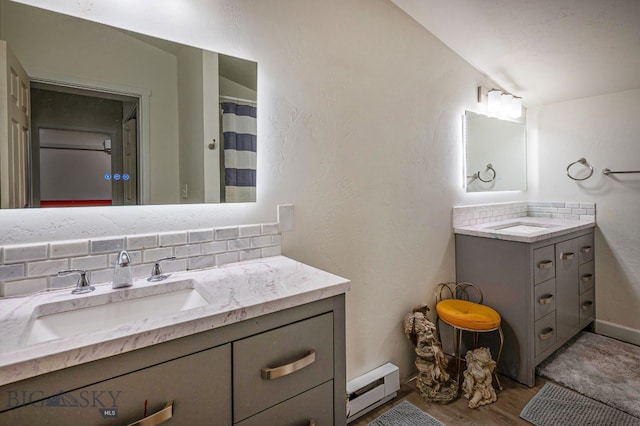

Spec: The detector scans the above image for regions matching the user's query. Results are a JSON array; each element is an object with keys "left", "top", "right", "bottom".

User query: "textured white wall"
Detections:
[
  {"left": 3, "top": 0, "right": 527, "bottom": 380},
  {"left": 532, "top": 89, "right": 640, "bottom": 334}
]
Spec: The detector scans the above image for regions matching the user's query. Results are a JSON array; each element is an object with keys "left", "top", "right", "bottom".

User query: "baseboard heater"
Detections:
[{"left": 346, "top": 363, "right": 400, "bottom": 423}]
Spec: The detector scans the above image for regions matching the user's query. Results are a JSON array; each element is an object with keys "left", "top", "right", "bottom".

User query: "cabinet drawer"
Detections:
[
  {"left": 534, "top": 278, "right": 556, "bottom": 321},
  {"left": 535, "top": 312, "right": 556, "bottom": 357},
  {"left": 579, "top": 262, "right": 595, "bottom": 294},
  {"left": 0, "top": 344, "right": 231, "bottom": 425},
  {"left": 235, "top": 380, "right": 333, "bottom": 426},
  {"left": 578, "top": 233, "right": 594, "bottom": 264},
  {"left": 534, "top": 245, "right": 555, "bottom": 284},
  {"left": 233, "top": 313, "right": 334, "bottom": 422},
  {"left": 580, "top": 289, "right": 595, "bottom": 323}
]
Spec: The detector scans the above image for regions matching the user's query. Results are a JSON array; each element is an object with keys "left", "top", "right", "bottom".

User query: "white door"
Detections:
[
  {"left": 123, "top": 118, "right": 138, "bottom": 205},
  {"left": 0, "top": 41, "right": 30, "bottom": 208}
]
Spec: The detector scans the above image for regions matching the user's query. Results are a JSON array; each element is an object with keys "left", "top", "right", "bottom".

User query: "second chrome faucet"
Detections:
[{"left": 113, "top": 250, "right": 133, "bottom": 289}]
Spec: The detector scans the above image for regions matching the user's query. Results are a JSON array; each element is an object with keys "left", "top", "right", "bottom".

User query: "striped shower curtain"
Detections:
[{"left": 220, "top": 101, "right": 257, "bottom": 202}]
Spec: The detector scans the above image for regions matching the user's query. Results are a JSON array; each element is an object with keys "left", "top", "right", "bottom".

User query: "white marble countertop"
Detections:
[
  {"left": 454, "top": 216, "right": 596, "bottom": 243},
  {"left": 0, "top": 256, "right": 350, "bottom": 387}
]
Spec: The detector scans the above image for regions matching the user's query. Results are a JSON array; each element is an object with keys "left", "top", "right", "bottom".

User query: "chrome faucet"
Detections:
[
  {"left": 148, "top": 256, "right": 176, "bottom": 282},
  {"left": 58, "top": 269, "right": 95, "bottom": 294},
  {"left": 112, "top": 250, "right": 133, "bottom": 288}
]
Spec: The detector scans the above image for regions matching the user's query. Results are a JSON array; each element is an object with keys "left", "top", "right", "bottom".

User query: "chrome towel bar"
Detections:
[{"left": 603, "top": 168, "right": 640, "bottom": 175}]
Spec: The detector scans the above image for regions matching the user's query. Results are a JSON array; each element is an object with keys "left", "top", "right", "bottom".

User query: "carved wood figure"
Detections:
[
  {"left": 462, "top": 347, "right": 497, "bottom": 408},
  {"left": 404, "top": 305, "right": 458, "bottom": 403}
]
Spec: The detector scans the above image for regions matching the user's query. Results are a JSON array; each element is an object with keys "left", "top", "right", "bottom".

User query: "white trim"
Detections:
[
  {"left": 29, "top": 70, "right": 152, "bottom": 204},
  {"left": 594, "top": 319, "right": 640, "bottom": 346}
]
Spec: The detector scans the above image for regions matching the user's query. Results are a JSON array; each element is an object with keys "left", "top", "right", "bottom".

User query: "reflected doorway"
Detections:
[{"left": 30, "top": 83, "right": 139, "bottom": 207}]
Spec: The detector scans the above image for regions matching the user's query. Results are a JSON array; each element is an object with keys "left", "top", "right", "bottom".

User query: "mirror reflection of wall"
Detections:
[
  {"left": 0, "top": 0, "right": 257, "bottom": 208},
  {"left": 464, "top": 111, "right": 527, "bottom": 193}
]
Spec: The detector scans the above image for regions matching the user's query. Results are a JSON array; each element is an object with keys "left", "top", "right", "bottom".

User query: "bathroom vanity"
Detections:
[
  {"left": 0, "top": 256, "right": 350, "bottom": 425},
  {"left": 454, "top": 217, "right": 596, "bottom": 386}
]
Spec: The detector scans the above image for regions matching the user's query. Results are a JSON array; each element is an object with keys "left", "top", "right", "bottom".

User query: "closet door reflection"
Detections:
[{"left": 38, "top": 129, "right": 114, "bottom": 207}]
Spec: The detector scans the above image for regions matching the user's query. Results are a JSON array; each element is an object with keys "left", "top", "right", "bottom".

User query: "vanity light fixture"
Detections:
[{"left": 478, "top": 86, "right": 522, "bottom": 119}]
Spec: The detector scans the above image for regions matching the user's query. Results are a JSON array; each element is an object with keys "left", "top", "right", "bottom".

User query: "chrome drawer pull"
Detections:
[
  {"left": 537, "top": 260, "right": 553, "bottom": 269},
  {"left": 581, "top": 274, "right": 593, "bottom": 282},
  {"left": 538, "top": 294, "right": 554, "bottom": 305},
  {"left": 539, "top": 328, "right": 554, "bottom": 340},
  {"left": 127, "top": 401, "right": 173, "bottom": 426},
  {"left": 581, "top": 246, "right": 592, "bottom": 254},
  {"left": 261, "top": 350, "right": 316, "bottom": 380},
  {"left": 561, "top": 252, "right": 575, "bottom": 260},
  {"left": 581, "top": 301, "right": 594, "bottom": 310}
]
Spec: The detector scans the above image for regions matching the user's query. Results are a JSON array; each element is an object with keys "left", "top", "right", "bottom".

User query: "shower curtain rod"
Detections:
[{"left": 219, "top": 95, "right": 256, "bottom": 104}]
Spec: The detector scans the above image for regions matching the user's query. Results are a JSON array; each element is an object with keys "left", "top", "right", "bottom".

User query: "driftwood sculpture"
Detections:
[
  {"left": 404, "top": 305, "right": 458, "bottom": 403},
  {"left": 462, "top": 347, "right": 497, "bottom": 408}
]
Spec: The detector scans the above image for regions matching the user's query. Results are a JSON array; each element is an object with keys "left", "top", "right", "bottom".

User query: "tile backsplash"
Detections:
[
  {"left": 452, "top": 201, "right": 596, "bottom": 228},
  {"left": 0, "top": 204, "right": 295, "bottom": 298}
]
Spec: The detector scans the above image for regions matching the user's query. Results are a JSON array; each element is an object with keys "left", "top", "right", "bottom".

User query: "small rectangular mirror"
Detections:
[{"left": 463, "top": 111, "right": 526, "bottom": 192}]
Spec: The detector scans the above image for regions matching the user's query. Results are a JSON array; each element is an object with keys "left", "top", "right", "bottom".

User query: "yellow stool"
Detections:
[{"left": 435, "top": 282, "right": 504, "bottom": 390}]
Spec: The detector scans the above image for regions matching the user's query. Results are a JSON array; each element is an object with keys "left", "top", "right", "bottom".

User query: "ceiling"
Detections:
[{"left": 390, "top": 0, "right": 640, "bottom": 106}]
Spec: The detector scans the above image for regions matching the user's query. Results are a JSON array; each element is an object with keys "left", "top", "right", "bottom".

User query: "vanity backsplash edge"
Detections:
[
  {"left": 0, "top": 204, "right": 296, "bottom": 298},
  {"left": 452, "top": 201, "right": 596, "bottom": 228}
]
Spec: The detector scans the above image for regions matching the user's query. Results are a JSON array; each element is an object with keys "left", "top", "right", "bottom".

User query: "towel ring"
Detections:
[
  {"left": 476, "top": 163, "right": 496, "bottom": 183},
  {"left": 468, "top": 164, "right": 496, "bottom": 183},
  {"left": 566, "top": 158, "right": 594, "bottom": 181}
]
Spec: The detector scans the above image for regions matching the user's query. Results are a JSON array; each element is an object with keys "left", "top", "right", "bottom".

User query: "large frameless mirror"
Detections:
[{"left": 0, "top": 0, "right": 257, "bottom": 208}]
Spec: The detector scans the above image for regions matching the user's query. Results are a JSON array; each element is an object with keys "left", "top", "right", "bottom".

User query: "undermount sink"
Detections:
[
  {"left": 486, "top": 222, "right": 560, "bottom": 234},
  {"left": 25, "top": 286, "right": 209, "bottom": 345}
]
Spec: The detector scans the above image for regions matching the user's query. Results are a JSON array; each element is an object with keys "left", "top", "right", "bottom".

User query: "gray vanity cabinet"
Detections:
[
  {"left": 455, "top": 229, "right": 595, "bottom": 387},
  {"left": 0, "top": 295, "right": 346, "bottom": 426},
  {"left": 0, "top": 344, "right": 232, "bottom": 425}
]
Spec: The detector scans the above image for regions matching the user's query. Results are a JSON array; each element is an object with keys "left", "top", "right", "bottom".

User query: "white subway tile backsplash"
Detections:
[
  {"left": 89, "top": 268, "right": 113, "bottom": 285},
  {"left": 126, "top": 234, "right": 158, "bottom": 250},
  {"left": 50, "top": 240, "right": 88, "bottom": 259},
  {"left": 162, "top": 258, "right": 188, "bottom": 273},
  {"left": 239, "top": 248, "right": 262, "bottom": 261},
  {"left": 3, "top": 244, "right": 48, "bottom": 263},
  {"left": 28, "top": 259, "right": 69, "bottom": 277},
  {"left": 228, "top": 239, "right": 251, "bottom": 251},
  {"left": 49, "top": 274, "right": 77, "bottom": 290},
  {"left": 189, "top": 230, "right": 214, "bottom": 244},
  {"left": 215, "top": 252, "right": 238, "bottom": 267},
  {"left": 159, "top": 232, "right": 188, "bottom": 247},
  {"left": 142, "top": 247, "right": 173, "bottom": 263},
  {"left": 3, "top": 278, "right": 47, "bottom": 297},
  {"left": 0, "top": 213, "right": 285, "bottom": 298},
  {"left": 189, "top": 255, "right": 215, "bottom": 270},
  {"left": 214, "top": 227, "right": 239, "bottom": 241},
  {"left": 261, "top": 223, "right": 279, "bottom": 235},
  {"left": 202, "top": 241, "right": 227, "bottom": 255},
  {"left": 174, "top": 244, "right": 202, "bottom": 258},
  {"left": 239, "top": 225, "right": 261, "bottom": 238},
  {"left": 452, "top": 201, "right": 596, "bottom": 229},
  {"left": 91, "top": 238, "right": 125, "bottom": 254},
  {"left": 262, "top": 245, "right": 282, "bottom": 257},
  {"left": 0, "top": 264, "right": 25, "bottom": 280},
  {"left": 71, "top": 255, "right": 108, "bottom": 271}
]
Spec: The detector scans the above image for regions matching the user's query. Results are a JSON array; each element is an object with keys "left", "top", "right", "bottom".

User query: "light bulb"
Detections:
[
  {"left": 510, "top": 97, "right": 522, "bottom": 118},
  {"left": 487, "top": 90, "right": 501, "bottom": 114}
]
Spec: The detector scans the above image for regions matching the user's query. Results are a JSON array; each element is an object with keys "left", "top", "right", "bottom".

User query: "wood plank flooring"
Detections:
[{"left": 351, "top": 375, "right": 546, "bottom": 425}]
